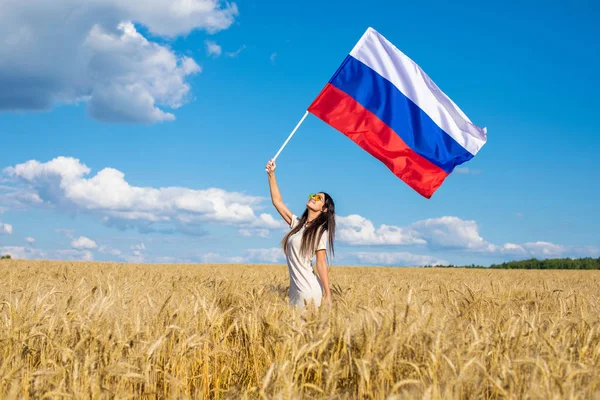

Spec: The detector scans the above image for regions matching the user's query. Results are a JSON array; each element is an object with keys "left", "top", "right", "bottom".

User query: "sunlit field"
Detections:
[{"left": 1, "top": 260, "right": 599, "bottom": 399}]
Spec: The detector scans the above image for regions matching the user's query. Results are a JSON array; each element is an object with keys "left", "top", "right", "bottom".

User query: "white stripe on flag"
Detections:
[{"left": 349, "top": 27, "right": 487, "bottom": 156}]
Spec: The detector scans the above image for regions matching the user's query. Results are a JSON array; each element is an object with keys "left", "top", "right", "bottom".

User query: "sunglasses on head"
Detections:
[{"left": 308, "top": 193, "right": 323, "bottom": 202}]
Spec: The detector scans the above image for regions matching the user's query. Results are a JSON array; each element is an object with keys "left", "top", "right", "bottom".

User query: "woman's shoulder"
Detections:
[{"left": 290, "top": 214, "right": 300, "bottom": 229}]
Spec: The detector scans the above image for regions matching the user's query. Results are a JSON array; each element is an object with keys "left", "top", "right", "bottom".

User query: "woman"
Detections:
[{"left": 266, "top": 159, "right": 335, "bottom": 308}]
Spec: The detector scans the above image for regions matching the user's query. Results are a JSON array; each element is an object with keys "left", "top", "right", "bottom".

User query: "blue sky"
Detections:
[{"left": 1, "top": 0, "right": 598, "bottom": 266}]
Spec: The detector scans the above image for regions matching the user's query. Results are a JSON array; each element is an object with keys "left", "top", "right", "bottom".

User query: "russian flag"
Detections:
[{"left": 308, "top": 27, "right": 487, "bottom": 198}]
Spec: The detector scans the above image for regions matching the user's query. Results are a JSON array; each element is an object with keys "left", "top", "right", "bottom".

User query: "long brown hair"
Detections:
[{"left": 281, "top": 192, "right": 336, "bottom": 260}]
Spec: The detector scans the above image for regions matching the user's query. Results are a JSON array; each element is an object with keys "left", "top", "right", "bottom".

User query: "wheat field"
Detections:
[{"left": 0, "top": 260, "right": 599, "bottom": 399}]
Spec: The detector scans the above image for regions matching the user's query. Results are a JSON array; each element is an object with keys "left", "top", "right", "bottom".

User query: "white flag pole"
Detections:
[{"left": 272, "top": 111, "right": 309, "bottom": 162}]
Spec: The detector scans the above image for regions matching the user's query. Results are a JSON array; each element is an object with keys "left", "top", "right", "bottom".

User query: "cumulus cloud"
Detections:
[
  {"left": 0, "top": 246, "right": 44, "bottom": 259},
  {"left": 239, "top": 229, "right": 270, "bottom": 238},
  {"left": 98, "top": 245, "right": 121, "bottom": 256},
  {"left": 337, "top": 214, "right": 599, "bottom": 260},
  {"left": 225, "top": 45, "right": 247, "bottom": 58},
  {"left": 124, "top": 254, "right": 145, "bottom": 263},
  {"left": 0, "top": 246, "right": 92, "bottom": 261},
  {"left": 198, "top": 248, "right": 284, "bottom": 264},
  {"left": 245, "top": 248, "right": 285, "bottom": 263},
  {"left": 337, "top": 215, "right": 425, "bottom": 246},
  {"left": 25, "top": 237, "right": 35, "bottom": 244},
  {"left": 153, "top": 256, "right": 193, "bottom": 264},
  {"left": 205, "top": 40, "right": 222, "bottom": 57},
  {"left": 411, "top": 216, "right": 493, "bottom": 251},
  {"left": 199, "top": 252, "right": 244, "bottom": 264},
  {"left": 515, "top": 242, "right": 599, "bottom": 259},
  {"left": 71, "top": 236, "right": 98, "bottom": 250},
  {"left": 130, "top": 243, "right": 146, "bottom": 251},
  {"left": 3, "top": 157, "right": 283, "bottom": 236},
  {"left": 238, "top": 214, "right": 286, "bottom": 237},
  {"left": 0, "top": 0, "right": 238, "bottom": 123},
  {"left": 0, "top": 222, "right": 12, "bottom": 235},
  {"left": 56, "top": 249, "right": 94, "bottom": 261},
  {"left": 338, "top": 214, "right": 513, "bottom": 252},
  {"left": 350, "top": 252, "right": 448, "bottom": 267}
]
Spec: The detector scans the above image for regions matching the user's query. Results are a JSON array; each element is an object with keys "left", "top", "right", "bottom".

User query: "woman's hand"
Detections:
[
  {"left": 323, "top": 294, "right": 332, "bottom": 307},
  {"left": 265, "top": 159, "right": 276, "bottom": 176}
]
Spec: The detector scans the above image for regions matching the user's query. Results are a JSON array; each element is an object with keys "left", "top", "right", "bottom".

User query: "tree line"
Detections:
[{"left": 424, "top": 257, "right": 600, "bottom": 270}]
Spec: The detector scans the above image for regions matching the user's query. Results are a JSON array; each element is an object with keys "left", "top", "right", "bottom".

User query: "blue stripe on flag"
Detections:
[{"left": 329, "top": 55, "right": 473, "bottom": 173}]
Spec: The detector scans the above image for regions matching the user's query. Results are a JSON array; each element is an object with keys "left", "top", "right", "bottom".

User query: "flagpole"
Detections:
[{"left": 272, "top": 111, "right": 309, "bottom": 161}]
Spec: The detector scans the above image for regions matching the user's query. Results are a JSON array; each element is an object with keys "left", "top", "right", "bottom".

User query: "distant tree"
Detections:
[
  {"left": 490, "top": 257, "right": 600, "bottom": 270},
  {"left": 1, "top": 254, "right": 11, "bottom": 260},
  {"left": 424, "top": 258, "right": 600, "bottom": 270}
]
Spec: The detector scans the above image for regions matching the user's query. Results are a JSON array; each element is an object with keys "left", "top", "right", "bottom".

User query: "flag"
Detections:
[{"left": 308, "top": 27, "right": 487, "bottom": 198}]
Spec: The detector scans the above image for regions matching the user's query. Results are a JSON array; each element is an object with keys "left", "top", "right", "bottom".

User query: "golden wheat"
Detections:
[{"left": 0, "top": 260, "right": 599, "bottom": 399}]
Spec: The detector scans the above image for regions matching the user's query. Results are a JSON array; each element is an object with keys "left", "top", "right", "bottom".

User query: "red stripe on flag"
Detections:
[{"left": 308, "top": 83, "right": 448, "bottom": 198}]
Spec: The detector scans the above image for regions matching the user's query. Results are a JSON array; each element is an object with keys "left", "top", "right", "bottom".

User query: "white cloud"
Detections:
[
  {"left": 56, "top": 249, "right": 94, "bottom": 261},
  {"left": 245, "top": 248, "right": 285, "bottom": 263},
  {"left": 238, "top": 229, "right": 270, "bottom": 238},
  {"left": 118, "top": 242, "right": 147, "bottom": 263},
  {"left": 98, "top": 245, "right": 121, "bottom": 256},
  {"left": 3, "top": 157, "right": 282, "bottom": 236},
  {"left": 121, "top": 253, "right": 145, "bottom": 263},
  {"left": 237, "top": 213, "right": 286, "bottom": 237},
  {"left": 85, "top": 22, "right": 201, "bottom": 123},
  {"left": 0, "top": 193, "right": 11, "bottom": 230},
  {"left": 0, "top": 187, "right": 43, "bottom": 209},
  {"left": 198, "top": 248, "right": 284, "bottom": 264},
  {"left": 0, "top": 246, "right": 44, "bottom": 259},
  {"left": 522, "top": 242, "right": 564, "bottom": 257},
  {"left": 225, "top": 45, "right": 247, "bottom": 57},
  {"left": 0, "top": 246, "right": 92, "bottom": 261},
  {"left": 411, "top": 216, "right": 493, "bottom": 251},
  {"left": 0, "top": 0, "right": 238, "bottom": 123},
  {"left": 515, "top": 242, "right": 600, "bottom": 259},
  {"left": 337, "top": 214, "right": 425, "bottom": 245},
  {"left": 205, "top": 40, "right": 222, "bottom": 57},
  {"left": 336, "top": 214, "right": 599, "bottom": 261},
  {"left": 0, "top": 222, "right": 12, "bottom": 235},
  {"left": 25, "top": 237, "right": 35, "bottom": 244},
  {"left": 130, "top": 243, "right": 146, "bottom": 251},
  {"left": 270, "top": 53, "right": 277, "bottom": 63},
  {"left": 71, "top": 236, "right": 98, "bottom": 250},
  {"left": 350, "top": 252, "right": 448, "bottom": 267},
  {"left": 199, "top": 252, "right": 244, "bottom": 264}
]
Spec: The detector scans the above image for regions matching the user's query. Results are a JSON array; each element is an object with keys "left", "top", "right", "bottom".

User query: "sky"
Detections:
[{"left": 1, "top": 0, "right": 599, "bottom": 267}]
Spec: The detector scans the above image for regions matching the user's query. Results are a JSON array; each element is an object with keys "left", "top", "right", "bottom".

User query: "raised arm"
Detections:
[{"left": 266, "top": 159, "right": 293, "bottom": 226}]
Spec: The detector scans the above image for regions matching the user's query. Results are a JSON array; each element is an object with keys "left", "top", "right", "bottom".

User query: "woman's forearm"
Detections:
[
  {"left": 316, "top": 262, "right": 331, "bottom": 298},
  {"left": 268, "top": 173, "right": 283, "bottom": 204}
]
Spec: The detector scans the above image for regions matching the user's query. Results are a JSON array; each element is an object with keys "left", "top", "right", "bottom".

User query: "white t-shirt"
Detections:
[{"left": 285, "top": 214, "right": 328, "bottom": 307}]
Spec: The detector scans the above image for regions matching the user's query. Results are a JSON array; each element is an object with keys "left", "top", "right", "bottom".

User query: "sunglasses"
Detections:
[{"left": 308, "top": 193, "right": 323, "bottom": 202}]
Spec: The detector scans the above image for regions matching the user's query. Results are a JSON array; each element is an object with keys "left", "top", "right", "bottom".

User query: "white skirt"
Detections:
[{"left": 289, "top": 272, "right": 323, "bottom": 308}]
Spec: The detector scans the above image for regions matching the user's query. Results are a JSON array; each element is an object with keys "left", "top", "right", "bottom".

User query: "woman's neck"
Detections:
[{"left": 306, "top": 210, "right": 321, "bottom": 225}]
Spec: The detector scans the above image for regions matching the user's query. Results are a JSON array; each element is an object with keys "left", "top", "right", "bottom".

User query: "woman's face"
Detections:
[{"left": 306, "top": 192, "right": 326, "bottom": 212}]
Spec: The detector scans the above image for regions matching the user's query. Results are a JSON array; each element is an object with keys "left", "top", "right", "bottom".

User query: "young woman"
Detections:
[{"left": 265, "top": 159, "right": 335, "bottom": 308}]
